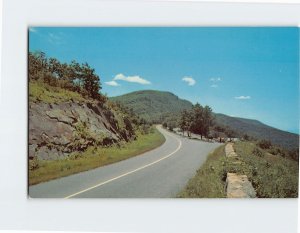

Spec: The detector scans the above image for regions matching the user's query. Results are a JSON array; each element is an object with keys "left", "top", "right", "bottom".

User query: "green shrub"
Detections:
[
  {"left": 288, "top": 149, "right": 299, "bottom": 161},
  {"left": 29, "top": 156, "right": 40, "bottom": 171},
  {"left": 257, "top": 139, "right": 272, "bottom": 149},
  {"left": 252, "top": 147, "right": 264, "bottom": 157},
  {"left": 235, "top": 141, "right": 298, "bottom": 198},
  {"left": 29, "top": 51, "right": 105, "bottom": 102}
]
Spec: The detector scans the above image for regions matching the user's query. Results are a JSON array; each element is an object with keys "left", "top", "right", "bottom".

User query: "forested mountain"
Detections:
[
  {"left": 214, "top": 113, "right": 299, "bottom": 150},
  {"left": 110, "top": 90, "right": 193, "bottom": 124},
  {"left": 111, "top": 90, "right": 299, "bottom": 150}
]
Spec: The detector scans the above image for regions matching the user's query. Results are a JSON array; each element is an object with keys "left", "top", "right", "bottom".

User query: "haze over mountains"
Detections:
[{"left": 111, "top": 90, "right": 299, "bottom": 150}]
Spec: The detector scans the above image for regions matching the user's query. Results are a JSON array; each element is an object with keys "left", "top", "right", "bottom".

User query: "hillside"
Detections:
[
  {"left": 29, "top": 81, "right": 137, "bottom": 160},
  {"left": 28, "top": 52, "right": 170, "bottom": 185},
  {"left": 111, "top": 90, "right": 299, "bottom": 150},
  {"left": 28, "top": 81, "right": 167, "bottom": 185},
  {"left": 110, "top": 90, "right": 193, "bottom": 123},
  {"left": 214, "top": 114, "right": 299, "bottom": 150}
]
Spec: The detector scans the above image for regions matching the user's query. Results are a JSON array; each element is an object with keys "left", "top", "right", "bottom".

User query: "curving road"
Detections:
[{"left": 29, "top": 126, "right": 222, "bottom": 198}]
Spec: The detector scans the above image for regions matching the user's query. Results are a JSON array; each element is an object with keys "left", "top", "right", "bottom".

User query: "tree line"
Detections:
[
  {"left": 178, "top": 103, "right": 213, "bottom": 139},
  {"left": 29, "top": 51, "right": 104, "bottom": 101},
  {"left": 161, "top": 104, "right": 242, "bottom": 140}
]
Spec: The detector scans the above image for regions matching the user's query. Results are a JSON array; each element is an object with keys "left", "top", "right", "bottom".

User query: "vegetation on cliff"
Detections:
[
  {"left": 29, "top": 51, "right": 165, "bottom": 184},
  {"left": 29, "top": 51, "right": 104, "bottom": 101}
]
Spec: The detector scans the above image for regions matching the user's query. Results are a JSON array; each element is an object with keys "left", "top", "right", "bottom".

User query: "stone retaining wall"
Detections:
[{"left": 224, "top": 143, "right": 256, "bottom": 198}]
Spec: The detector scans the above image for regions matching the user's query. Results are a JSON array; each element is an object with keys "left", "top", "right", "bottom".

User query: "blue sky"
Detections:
[{"left": 29, "top": 27, "right": 299, "bottom": 134}]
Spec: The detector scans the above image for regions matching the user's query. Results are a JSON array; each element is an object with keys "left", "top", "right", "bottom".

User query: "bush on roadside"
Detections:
[
  {"left": 252, "top": 147, "right": 264, "bottom": 157},
  {"left": 257, "top": 139, "right": 272, "bottom": 149}
]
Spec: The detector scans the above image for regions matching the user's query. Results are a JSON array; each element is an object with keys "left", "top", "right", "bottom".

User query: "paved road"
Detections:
[{"left": 29, "top": 126, "right": 222, "bottom": 198}]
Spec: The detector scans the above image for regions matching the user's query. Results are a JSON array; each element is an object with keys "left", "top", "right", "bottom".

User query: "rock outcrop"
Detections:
[{"left": 29, "top": 101, "right": 134, "bottom": 160}]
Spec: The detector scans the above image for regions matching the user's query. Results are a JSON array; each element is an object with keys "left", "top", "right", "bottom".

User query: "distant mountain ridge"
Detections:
[
  {"left": 110, "top": 90, "right": 299, "bottom": 150},
  {"left": 214, "top": 113, "right": 299, "bottom": 150},
  {"left": 110, "top": 90, "right": 193, "bottom": 123}
]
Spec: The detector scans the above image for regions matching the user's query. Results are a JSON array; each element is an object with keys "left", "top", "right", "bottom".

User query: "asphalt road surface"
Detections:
[{"left": 29, "top": 126, "right": 222, "bottom": 198}]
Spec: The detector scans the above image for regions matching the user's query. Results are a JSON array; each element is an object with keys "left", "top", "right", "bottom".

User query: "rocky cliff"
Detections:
[{"left": 29, "top": 100, "right": 134, "bottom": 160}]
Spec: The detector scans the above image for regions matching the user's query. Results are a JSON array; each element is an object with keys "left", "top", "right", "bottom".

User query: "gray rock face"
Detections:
[{"left": 29, "top": 101, "right": 129, "bottom": 160}]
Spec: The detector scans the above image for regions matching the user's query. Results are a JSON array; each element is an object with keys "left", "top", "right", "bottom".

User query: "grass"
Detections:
[
  {"left": 234, "top": 141, "right": 298, "bottom": 198},
  {"left": 178, "top": 141, "right": 298, "bottom": 198},
  {"left": 29, "top": 127, "right": 166, "bottom": 185},
  {"left": 178, "top": 145, "right": 226, "bottom": 198},
  {"left": 29, "top": 81, "right": 86, "bottom": 103}
]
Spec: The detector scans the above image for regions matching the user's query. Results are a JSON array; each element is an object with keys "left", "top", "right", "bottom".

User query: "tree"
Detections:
[
  {"left": 29, "top": 51, "right": 105, "bottom": 102},
  {"left": 48, "top": 58, "right": 61, "bottom": 78},
  {"left": 179, "top": 109, "right": 189, "bottom": 136},
  {"left": 190, "top": 103, "right": 204, "bottom": 138},
  {"left": 243, "top": 134, "right": 250, "bottom": 141},
  {"left": 168, "top": 122, "right": 176, "bottom": 131},
  {"left": 29, "top": 51, "right": 47, "bottom": 80},
  {"left": 186, "top": 103, "right": 214, "bottom": 139},
  {"left": 81, "top": 63, "right": 102, "bottom": 99},
  {"left": 187, "top": 110, "right": 195, "bottom": 137},
  {"left": 179, "top": 109, "right": 193, "bottom": 137},
  {"left": 226, "top": 129, "right": 235, "bottom": 141},
  {"left": 202, "top": 105, "right": 213, "bottom": 137}
]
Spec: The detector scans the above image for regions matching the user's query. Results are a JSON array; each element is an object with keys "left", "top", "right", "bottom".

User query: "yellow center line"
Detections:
[{"left": 64, "top": 130, "right": 182, "bottom": 199}]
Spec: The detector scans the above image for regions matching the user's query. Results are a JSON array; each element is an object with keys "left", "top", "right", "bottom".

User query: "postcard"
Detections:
[{"left": 28, "top": 27, "right": 299, "bottom": 198}]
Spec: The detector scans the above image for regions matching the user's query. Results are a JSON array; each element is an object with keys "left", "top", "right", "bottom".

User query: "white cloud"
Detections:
[
  {"left": 210, "top": 77, "right": 221, "bottom": 88},
  {"left": 105, "top": 81, "right": 120, "bottom": 86},
  {"left": 113, "top": 73, "right": 151, "bottom": 85},
  {"left": 210, "top": 77, "right": 222, "bottom": 82},
  {"left": 48, "top": 32, "right": 65, "bottom": 45},
  {"left": 29, "top": 27, "right": 37, "bottom": 33},
  {"left": 235, "top": 96, "right": 251, "bottom": 100},
  {"left": 182, "top": 76, "right": 196, "bottom": 86}
]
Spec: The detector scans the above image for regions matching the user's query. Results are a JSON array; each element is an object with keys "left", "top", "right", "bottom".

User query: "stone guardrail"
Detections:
[{"left": 225, "top": 143, "right": 256, "bottom": 198}]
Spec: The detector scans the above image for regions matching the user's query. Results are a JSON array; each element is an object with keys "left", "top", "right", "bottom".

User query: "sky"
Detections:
[{"left": 29, "top": 27, "right": 299, "bottom": 134}]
